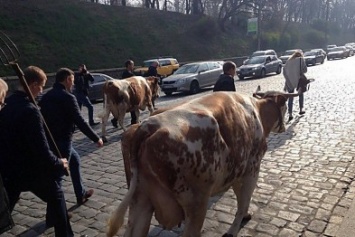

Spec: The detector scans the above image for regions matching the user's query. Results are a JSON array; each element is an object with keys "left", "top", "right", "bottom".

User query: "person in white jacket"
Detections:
[{"left": 283, "top": 51, "right": 308, "bottom": 121}]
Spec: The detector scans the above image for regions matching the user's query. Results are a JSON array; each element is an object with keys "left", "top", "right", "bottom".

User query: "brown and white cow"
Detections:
[
  {"left": 145, "top": 76, "right": 160, "bottom": 109},
  {"left": 107, "top": 89, "right": 297, "bottom": 237},
  {"left": 101, "top": 76, "right": 156, "bottom": 142}
]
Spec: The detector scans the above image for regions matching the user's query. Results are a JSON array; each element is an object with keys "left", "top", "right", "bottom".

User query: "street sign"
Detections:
[{"left": 247, "top": 17, "right": 258, "bottom": 33}]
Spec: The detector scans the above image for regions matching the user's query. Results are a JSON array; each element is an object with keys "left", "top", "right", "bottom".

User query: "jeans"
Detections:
[
  {"left": 287, "top": 88, "right": 304, "bottom": 115},
  {"left": 55, "top": 141, "right": 86, "bottom": 199},
  {"left": 74, "top": 92, "right": 95, "bottom": 124}
]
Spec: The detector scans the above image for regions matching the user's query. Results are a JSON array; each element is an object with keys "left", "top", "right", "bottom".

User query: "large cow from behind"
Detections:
[
  {"left": 107, "top": 89, "right": 297, "bottom": 237},
  {"left": 101, "top": 76, "right": 158, "bottom": 142}
]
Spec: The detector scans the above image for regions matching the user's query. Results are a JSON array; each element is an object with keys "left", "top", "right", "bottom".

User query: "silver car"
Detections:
[
  {"left": 237, "top": 55, "right": 282, "bottom": 80},
  {"left": 161, "top": 61, "right": 223, "bottom": 96}
]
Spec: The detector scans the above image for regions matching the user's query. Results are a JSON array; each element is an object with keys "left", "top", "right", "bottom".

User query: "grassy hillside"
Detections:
[
  {"left": 0, "top": 0, "right": 354, "bottom": 77},
  {"left": 0, "top": 0, "right": 249, "bottom": 76}
]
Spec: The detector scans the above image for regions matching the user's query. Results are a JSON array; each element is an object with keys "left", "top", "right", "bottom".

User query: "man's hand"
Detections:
[
  {"left": 97, "top": 138, "right": 104, "bottom": 147},
  {"left": 61, "top": 158, "right": 69, "bottom": 170}
]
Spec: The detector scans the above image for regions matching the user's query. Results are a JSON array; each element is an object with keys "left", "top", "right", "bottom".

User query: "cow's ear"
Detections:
[{"left": 275, "top": 95, "right": 287, "bottom": 106}]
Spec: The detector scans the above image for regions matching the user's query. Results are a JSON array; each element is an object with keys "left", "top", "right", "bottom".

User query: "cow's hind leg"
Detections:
[
  {"left": 181, "top": 193, "right": 210, "bottom": 237},
  {"left": 124, "top": 190, "right": 153, "bottom": 237},
  {"left": 101, "top": 102, "right": 112, "bottom": 143},
  {"left": 223, "top": 176, "right": 258, "bottom": 237}
]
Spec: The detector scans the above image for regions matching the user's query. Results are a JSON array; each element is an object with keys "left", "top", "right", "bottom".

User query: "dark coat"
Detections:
[
  {"left": 74, "top": 72, "right": 94, "bottom": 96},
  {"left": 121, "top": 69, "right": 135, "bottom": 79},
  {"left": 145, "top": 66, "right": 160, "bottom": 77},
  {"left": 213, "top": 74, "right": 236, "bottom": 92},
  {"left": 0, "top": 175, "right": 14, "bottom": 234},
  {"left": 39, "top": 83, "right": 100, "bottom": 153},
  {"left": 0, "top": 91, "right": 65, "bottom": 182}
]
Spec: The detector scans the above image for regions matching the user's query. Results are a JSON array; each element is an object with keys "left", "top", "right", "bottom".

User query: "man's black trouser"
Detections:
[
  {"left": 0, "top": 175, "right": 14, "bottom": 235},
  {"left": 3, "top": 176, "right": 73, "bottom": 237}
]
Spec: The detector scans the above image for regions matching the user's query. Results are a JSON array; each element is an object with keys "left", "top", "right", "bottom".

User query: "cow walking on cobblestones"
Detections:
[
  {"left": 107, "top": 89, "right": 297, "bottom": 237},
  {"left": 101, "top": 76, "right": 156, "bottom": 142}
]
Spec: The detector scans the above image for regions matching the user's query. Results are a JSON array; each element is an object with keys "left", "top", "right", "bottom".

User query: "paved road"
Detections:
[{"left": 2, "top": 56, "right": 355, "bottom": 237}]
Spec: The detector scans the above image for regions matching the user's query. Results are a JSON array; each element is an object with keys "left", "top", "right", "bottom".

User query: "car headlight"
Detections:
[{"left": 177, "top": 78, "right": 187, "bottom": 84}]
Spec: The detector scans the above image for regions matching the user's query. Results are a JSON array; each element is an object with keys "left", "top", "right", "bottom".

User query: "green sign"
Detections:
[{"left": 247, "top": 18, "right": 258, "bottom": 33}]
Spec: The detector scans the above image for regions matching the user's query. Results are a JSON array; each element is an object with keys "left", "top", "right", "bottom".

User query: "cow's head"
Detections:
[
  {"left": 253, "top": 86, "right": 298, "bottom": 133},
  {"left": 146, "top": 76, "right": 160, "bottom": 97}
]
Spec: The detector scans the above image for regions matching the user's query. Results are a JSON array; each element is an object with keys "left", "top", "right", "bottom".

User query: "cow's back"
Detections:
[{"left": 132, "top": 92, "right": 266, "bottom": 196}]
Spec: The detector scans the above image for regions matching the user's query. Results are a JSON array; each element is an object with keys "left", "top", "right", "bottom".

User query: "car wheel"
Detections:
[
  {"left": 327, "top": 57, "right": 331, "bottom": 60},
  {"left": 238, "top": 76, "right": 244, "bottom": 80},
  {"left": 189, "top": 81, "right": 200, "bottom": 94},
  {"left": 259, "top": 68, "right": 266, "bottom": 78},
  {"left": 321, "top": 58, "right": 325, "bottom": 64},
  {"left": 276, "top": 65, "right": 282, "bottom": 74},
  {"left": 164, "top": 91, "right": 173, "bottom": 96}
]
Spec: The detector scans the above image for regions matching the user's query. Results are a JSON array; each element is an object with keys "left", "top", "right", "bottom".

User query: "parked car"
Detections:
[
  {"left": 326, "top": 44, "right": 337, "bottom": 54},
  {"left": 327, "top": 46, "right": 348, "bottom": 60},
  {"left": 134, "top": 57, "right": 179, "bottom": 77},
  {"left": 160, "top": 61, "right": 223, "bottom": 96},
  {"left": 237, "top": 55, "right": 282, "bottom": 80},
  {"left": 37, "top": 73, "right": 115, "bottom": 102},
  {"left": 250, "top": 49, "right": 277, "bottom": 58},
  {"left": 279, "top": 49, "right": 303, "bottom": 64},
  {"left": 304, "top": 50, "right": 325, "bottom": 66},
  {"left": 311, "top": 48, "right": 327, "bottom": 57},
  {"left": 345, "top": 45, "right": 354, "bottom": 56}
]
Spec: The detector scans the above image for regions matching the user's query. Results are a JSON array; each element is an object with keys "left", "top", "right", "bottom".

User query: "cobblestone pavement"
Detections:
[{"left": 2, "top": 56, "right": 355, "bottom": 237}]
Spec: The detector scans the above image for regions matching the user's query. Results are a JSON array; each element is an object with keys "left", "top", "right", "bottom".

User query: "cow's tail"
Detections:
[
  {"left": 107, "top": 167, "right": 138, "bottom": 237},
  {"left": 107, "top": 125, "right": 146, "bottom": 237}
]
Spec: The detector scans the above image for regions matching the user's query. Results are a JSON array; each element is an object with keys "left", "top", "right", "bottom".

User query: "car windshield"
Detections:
[
  {"left": 329, "top": 47, "right": 343, "bottom": 52},
  {"left": 251, "top": 51, "right": 265, "bottom": 57},
  {"left": 304, "top": 51, "right": 316, "bottom": 56},
  {"left": 245, "top": 57, "right": 266, "bottom": 65},
  {"left": 284, "top": 50, "right": 296, "bottom": 56},
  {"left": 143, "top": 60, "right": 156, "bottom": 67},
  {"left": 174, "top": 64, "right": 199, "bottom": 74}
]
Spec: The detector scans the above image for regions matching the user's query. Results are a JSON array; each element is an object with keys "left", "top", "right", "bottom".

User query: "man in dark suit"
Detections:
[{"left": 0, "top": 66, "right": 73, "bottom": 237}]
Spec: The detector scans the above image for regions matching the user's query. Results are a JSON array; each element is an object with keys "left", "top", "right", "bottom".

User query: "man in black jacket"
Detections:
[
  {"left": 40, "top": 68, "right": 103, "bottom": 210},
  {"left": 213, "top": 61, "right": 237, "bottom": 92},
  {"left": 73, "top": 64, "right": 99, "bottom": 126},
  {"left": 0, "top": 66, "right": 73, "bottom": 237}
]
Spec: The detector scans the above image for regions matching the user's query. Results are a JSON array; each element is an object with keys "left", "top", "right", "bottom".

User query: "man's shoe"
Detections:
[
  {"left": 299, "top": 110, "right": 306, "bottom": 115},
  {"left": 77, "top": 189, "right": 94, "bottom": 205},
  {"left": 89, "top": 121, "right": 100, "bottom": 126},
  {"left": 288, "top": 116, "right": 293, "bottom": 122},
  {"left": 111, "top": 118, "right": 118, "bottom": 128}
]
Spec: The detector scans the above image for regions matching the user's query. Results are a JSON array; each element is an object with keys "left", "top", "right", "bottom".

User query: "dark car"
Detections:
[
  {"left": 304, "top": 50, "right": 325, "bottom": 66},
  {"left": 38, "top": 72, "right": 115, "bottom": 103},
  {"left": 87, "top": 73, "right": 115, "bottom": 101},
  {"left": 327, "top": 46, "right": 348, "bottom": 60},
  {"left": 237, "top": 55, "right": 282, "bottom": 80}
]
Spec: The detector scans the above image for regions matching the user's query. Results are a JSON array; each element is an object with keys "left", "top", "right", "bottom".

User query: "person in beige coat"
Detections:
[{"left": 283, "top": 51, "right": 308, "bottom": 121}]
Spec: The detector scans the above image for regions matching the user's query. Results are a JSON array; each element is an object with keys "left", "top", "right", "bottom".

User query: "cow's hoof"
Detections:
[
  {"left": 243, "top": 213, "right": 252, "bottom": 221},
  {"left": 102, "top": 136, "right": 108, "bottom": 143},
  {"left": 222, "top": 234, "right": 233, "bottom": 237}
]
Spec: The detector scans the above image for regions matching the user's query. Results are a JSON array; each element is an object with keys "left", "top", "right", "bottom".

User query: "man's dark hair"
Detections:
[
  {"left": 56, "top": 68, "right": 74, "bottom": 83},
  {"left": 223, "top": 61, "right": 236, "bottom": 73},
  {"left": 124, "top": 60, "right": 134, "bottom": 68}
]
